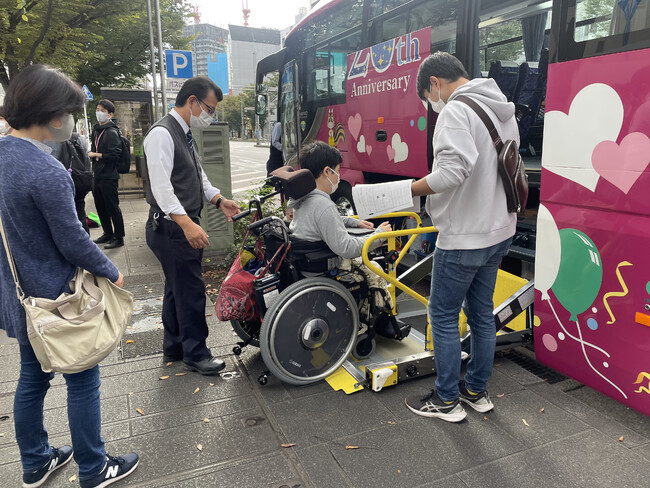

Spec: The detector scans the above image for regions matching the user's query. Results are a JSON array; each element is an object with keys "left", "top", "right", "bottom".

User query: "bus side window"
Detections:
[{"left": 574, "top": 0, "right": 650, "bottom": 41}]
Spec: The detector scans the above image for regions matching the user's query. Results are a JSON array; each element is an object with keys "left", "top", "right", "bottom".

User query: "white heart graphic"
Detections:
[
  {"left": 357, "top": 134, "right": 366, "bottom": 153},
  {"left": 542, "top": 83, "right": 623, "bottom": 192},
  {"left": 391, "top": 133, "right": 408, "bottom": 163}
]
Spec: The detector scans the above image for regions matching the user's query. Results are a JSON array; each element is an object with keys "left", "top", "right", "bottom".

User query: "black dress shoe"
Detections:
[
  {"left": 163, "top": 353, "right": 183, "bottom": 363},
  {"left": 104, "top": 237, "right": 124, "bottom": 249},
  {"left": 93, "top": 233, "right": 113, "bottom": 244},
  {"left": 184, "top": 357, "right": 226, "bottom": 375}
]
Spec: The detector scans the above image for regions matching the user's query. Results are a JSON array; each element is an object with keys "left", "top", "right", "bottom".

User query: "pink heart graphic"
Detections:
[
  {"left": 592, "top": 132, "right": 650, "bottom": 194},
  {"left": 386, "top": 145, "right": 396, "bottom": 162},
  {"left": 366, "top": 145, "right": 372, "bottom": 156},
  {"left": 348, "top": 113, "right": 362, "bottom": 141}
]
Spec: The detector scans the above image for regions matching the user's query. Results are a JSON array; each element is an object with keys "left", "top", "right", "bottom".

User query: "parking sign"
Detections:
[{"left": 165, "top": 50, "right": 193, "bottom": 78}]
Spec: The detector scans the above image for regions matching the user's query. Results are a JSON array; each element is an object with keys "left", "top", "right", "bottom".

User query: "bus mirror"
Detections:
[
  {"left": 256, "top": 94, "right": 268, "bottom": 115},
  {"left": 256, "top": 83, "right": 268, "bottom": 94}
]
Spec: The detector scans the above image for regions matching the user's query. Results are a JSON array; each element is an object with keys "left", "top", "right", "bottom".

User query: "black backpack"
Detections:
[
  {"left": 63, "top": 136, "right": 93, "bottom": 194},
  {"left": 114, "top": 127, "right": 131, "bottom": 174}
]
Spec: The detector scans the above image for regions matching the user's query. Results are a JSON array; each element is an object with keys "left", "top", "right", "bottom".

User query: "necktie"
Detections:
[{"left": 186, "top": 130, "right": 194, "bottom": 154}]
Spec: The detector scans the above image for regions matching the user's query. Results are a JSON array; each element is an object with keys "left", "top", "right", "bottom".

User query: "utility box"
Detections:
[{"left": 194, "top": 122, "right": 234, "bottom": 255}]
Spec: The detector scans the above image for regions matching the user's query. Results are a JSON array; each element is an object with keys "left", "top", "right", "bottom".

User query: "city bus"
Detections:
[{"left": 255, "top": 0, "right": 650, "bottom": 416}]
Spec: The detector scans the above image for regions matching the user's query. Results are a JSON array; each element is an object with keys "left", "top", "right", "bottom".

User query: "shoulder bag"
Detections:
[
  {"left": 456, "top": 95, "right": 529, "bottom": 214},
  {"left": 0, "top": 213, "right": 133, "bottom": 373}
]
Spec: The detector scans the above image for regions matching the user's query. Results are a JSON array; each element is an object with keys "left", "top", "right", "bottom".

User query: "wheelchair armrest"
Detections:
[{"left": 288, "top": 238, "right": 339, "bottom": 272}]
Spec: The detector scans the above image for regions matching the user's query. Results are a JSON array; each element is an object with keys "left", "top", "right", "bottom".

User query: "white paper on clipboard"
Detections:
[{"left": 352, "top": 180, "right": 419, "bottom": 220}]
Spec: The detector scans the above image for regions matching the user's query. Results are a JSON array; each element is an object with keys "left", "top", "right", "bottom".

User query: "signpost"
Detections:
[
  {"left": 165, "top": 50, "right": 193, "bottom": 79},
  {"left": 81, "top": 85, "right": 93, "bottom": 149}
]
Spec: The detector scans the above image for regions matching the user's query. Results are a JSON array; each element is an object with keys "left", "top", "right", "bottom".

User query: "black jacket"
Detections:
[{"left": 90, "top": 120, "right": 122, "bottom": 180}]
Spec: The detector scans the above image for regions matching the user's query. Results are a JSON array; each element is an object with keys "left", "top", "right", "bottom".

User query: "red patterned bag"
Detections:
[{"left": 214, "top": 254, "right": 259, "bottom": 322}]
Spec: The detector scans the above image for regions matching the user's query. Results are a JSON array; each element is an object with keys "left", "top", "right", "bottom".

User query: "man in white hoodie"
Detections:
[{"left": 404, "top": 52, "right": 517, "bottom": 422}]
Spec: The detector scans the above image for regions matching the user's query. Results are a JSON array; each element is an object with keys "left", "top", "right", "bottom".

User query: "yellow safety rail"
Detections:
[{"left": 359, "top": 211, "right": 437, "bottom": 350}]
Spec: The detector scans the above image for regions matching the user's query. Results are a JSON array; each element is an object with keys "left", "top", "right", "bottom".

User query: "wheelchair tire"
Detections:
[
  {"left": 230, "top": 319, "right": 261, "bottom": 348},
  {"left": 260, "top": 277, "right": 359, "bottom": 385}
]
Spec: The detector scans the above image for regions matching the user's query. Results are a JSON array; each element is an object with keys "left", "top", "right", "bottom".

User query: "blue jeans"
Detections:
[
  {"left": 429, "top": 238, "right": 512, "bottom": 402},
  {"left": 14, "top": 343, "right": 106, "bottom": 480}
]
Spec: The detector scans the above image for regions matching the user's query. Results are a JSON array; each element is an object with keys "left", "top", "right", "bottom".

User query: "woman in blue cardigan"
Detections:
[{"left": 0, "top": 65, "right": 138, "bottom": 488}]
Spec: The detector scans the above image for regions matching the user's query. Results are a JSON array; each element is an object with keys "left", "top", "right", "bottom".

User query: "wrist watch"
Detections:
[{"left": 215, "top": 196, "right": 224, "bottom": 209}]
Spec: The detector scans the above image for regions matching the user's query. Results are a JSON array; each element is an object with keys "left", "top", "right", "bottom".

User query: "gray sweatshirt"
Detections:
[
  {"left": 425, "top": 78, "right": 517, "bottom": 250},
  {"left": 288, "top": 189, "right": 385, "bottom": 259}
]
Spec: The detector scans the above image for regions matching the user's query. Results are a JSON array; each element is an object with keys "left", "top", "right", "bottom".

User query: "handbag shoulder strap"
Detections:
[
  {"left": 0, "top": 213, "right": 26, "bottom": 300},
  {"left": 455, "top": 95, "right": 504, "bottom": 153}
]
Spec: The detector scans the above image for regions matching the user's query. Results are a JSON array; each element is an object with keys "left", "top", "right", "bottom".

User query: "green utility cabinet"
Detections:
[{"left": 193, "top": 122, "right": 234, "bottom": 254}]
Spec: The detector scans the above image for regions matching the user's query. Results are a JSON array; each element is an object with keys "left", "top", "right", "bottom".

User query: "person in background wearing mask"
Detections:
[
  {"left": 144, "top": 76, "right": 240, "bottom": 376},
  {"left": 404, "top": 52, "right": 517, "bottom": 423},
  {"left": 0, "top": 64, "right": 138, "bottom": 488},
  {"left": 0, "top": 110, "right": 11, "bottom": 137},
  {"left": 88, "top": 99, "right": 125, "bottom": 249},
  {"left": 266, "top": 120, "right": 283, "bottom": 176}
]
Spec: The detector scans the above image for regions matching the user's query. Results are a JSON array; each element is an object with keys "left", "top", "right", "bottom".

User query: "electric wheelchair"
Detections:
[{"left": 226, "top": 167, "right": 411, "bottom": 386}]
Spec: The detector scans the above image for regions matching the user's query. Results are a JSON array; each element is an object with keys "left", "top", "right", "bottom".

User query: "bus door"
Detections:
[{"left": 280, "top": 61, "right": 301, "bottom": 165}]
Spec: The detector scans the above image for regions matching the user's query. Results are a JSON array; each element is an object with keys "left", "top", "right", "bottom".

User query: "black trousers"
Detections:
[
  {"left": 92, "top": 178, "right": 124, "bottom": 238},
  {"left": 75, "top": 191, "right": 89, "bottom": 234},
  {"left": 145, "top": 215, "right": 210, "bottom": 362}
]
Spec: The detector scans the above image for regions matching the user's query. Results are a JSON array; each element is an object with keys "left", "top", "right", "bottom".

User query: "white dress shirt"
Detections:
[
  {"left": 271, "top": 121, "right": 282, "bottom": 151},
  {"left": 144, "top": 109, "right": 220, "bottom": 219}
]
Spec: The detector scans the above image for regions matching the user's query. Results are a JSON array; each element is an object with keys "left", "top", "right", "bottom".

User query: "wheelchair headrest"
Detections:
[{"left": 269, "top": 166, "right": 316, "bottom": 200}]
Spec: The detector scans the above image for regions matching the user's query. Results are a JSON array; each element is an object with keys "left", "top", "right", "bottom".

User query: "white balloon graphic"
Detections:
[{"left": 534, "top": 204, "right": 562, "bottom": 300}]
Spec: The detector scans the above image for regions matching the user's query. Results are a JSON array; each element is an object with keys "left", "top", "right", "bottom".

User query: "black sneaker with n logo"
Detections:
[
  {"left": 80, "top": 453, "right": 139, "bottom": 488},
  {"left": 405, "top": 389, "right": 467, "bottom": 422},
  {"left": 22, "top": 445, "right": 73, "bottom": 488}
]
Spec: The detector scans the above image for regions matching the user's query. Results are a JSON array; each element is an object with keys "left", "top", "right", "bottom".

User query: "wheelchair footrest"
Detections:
[{"left": 374, "top": 314, "right": 411, "bottom": 341}]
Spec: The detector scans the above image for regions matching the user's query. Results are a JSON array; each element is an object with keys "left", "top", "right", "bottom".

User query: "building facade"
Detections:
[
  {"left": 228, "top": 25, "right": 281, "bottom": 95},
  {"left": 182, "top": 23, "right": 228, "bottom": 77}
]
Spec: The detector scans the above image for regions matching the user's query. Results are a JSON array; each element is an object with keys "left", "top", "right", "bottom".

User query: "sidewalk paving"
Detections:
[{"left": 1, "top": 196, "right": 650, "bottom": 488}]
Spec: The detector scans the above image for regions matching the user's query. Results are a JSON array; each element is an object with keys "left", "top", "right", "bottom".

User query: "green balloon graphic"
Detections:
[{"left": 551, "top": 229, "right": 603, "bottom": 322}]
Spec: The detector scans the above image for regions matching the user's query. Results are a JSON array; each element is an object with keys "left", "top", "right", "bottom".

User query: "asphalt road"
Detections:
[{"left": 229, "top": 140, "right": 269, "bottom": 199}]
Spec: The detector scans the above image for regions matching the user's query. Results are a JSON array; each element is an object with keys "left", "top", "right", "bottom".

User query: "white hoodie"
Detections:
[{"left": 425, "top": 78, "right": 517, "bottom": 250}]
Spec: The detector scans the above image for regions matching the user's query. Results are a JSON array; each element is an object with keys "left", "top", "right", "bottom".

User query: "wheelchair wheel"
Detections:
[
  {"left": 260, "top": 277, "right": 358, "bottom": 385},
  {"left": 231, "top": 319, "right": 261, "bottom": 348}
]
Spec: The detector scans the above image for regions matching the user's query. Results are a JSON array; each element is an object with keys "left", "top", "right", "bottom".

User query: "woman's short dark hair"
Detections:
[
  {"left": 299, "top": 141, "right": 342, "bottom": 178},
  {"left": 416, "top": 52, "right": 469, "bottom": 100},
  {"left": 97, "top": 99, "right": 116, "bottom": 114},
  {"left": 2, "top": 64, "right": 85, "bottom": 130},
  {"left": 175, "top": 76, "right": 224, "bottom": 106}
]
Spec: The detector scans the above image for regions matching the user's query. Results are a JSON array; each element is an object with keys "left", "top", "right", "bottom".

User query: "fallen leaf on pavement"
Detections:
[
  {"left": 175, "top": 373, "right": 186, "bottom": 376},
  {"left": 539, "top": 408, "right": 545, "bottom": 413},
  {"left": 281, "top": 443, "right": 296, "bottom": 448},
  {"left": 166, "top": 362, "right": 173, "bottom": 367},
  {"left": 193, "top": 387, "right": 200, "bottom": 394},
  {"left": 496, "top": 393, "right": 505, "bottom": 398},
  {"left": 203, "top": 418, "right": 210, "bottom": 423},
  {"left": 125, "top": 340, "right": 134, "bottom": 344},
  {"left": 209, "top": 383, "right": 215, "bottom": 386},
  {"left": 345, "top": 445, "right": 359, "bottom": 449},
  {"left": 205, "top": 313, "right": 213, "bottom": 317},
  {"left": 397, "top": 470, "right": 401, "bottom": 474},
  {"left": 387, "top": 421, "right": 396, "bottom": 425},
  {"left": 483, "top": 416, "right": 488, "bottom": 420},
  {"left": 196, "top": 444, "right": 203, "bottom": 451},
  {"left": 135, "top": 408, "right": 145, "bottom": 416},
  {"left": 69, "top": 474, "right": 77, "bottom": 482},
  {"left": 522, "top": 419, "right": 529, "bottom": 426},
  {"left": 159, "top": 376, "right": 170, "bottom": 380},
  {"left": 619, "top": 436, "right": 624, "bottom": 442}
]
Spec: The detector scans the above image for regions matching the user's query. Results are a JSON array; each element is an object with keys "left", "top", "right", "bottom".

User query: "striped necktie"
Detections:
[{"left": 186, "top": 130, "right": 194, "bottom": 154}]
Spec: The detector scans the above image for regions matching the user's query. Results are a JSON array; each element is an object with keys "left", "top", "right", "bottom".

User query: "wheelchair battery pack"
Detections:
[{"left": 253, "top": 273, "right": 281, "bottom": 316}]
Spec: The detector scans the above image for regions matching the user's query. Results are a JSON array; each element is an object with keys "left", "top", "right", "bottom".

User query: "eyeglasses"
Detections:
[{"left": 197, "top": 98, "right": 216, "bottom": 116}]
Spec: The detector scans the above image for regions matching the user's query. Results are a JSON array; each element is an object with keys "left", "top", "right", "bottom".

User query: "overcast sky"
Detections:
[{"left": 192, "top": 0, "right": 311, "bottom": 31}]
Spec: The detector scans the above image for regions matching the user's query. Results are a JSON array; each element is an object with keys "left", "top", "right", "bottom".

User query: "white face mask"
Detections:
[
  {"left": 326, "top": 167, "right": 340, "bottom": 193},
  {"left": 96, "top": 111, "right": 110, "bottom": 123},
  {"left": 47, "top": 114, "right": 75, "bottom": 142},
  {"left": 428, "top": 83, "right": 446, "bottom": 113},
  {"left": 189, "top": 99, "right": 213, "bottom": 128},
  {"left": 0, "top": 120, "right": 9, "bottom": 135}
]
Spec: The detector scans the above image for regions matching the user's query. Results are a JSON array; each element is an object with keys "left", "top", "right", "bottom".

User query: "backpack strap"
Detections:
[{"left": 455, "top": 95, "right": 504, "bottom": 153}]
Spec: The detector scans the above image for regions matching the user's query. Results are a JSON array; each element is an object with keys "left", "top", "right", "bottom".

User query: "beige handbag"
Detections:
[{"left": 0, "top": 213, "right": 133, "bottom": 374}]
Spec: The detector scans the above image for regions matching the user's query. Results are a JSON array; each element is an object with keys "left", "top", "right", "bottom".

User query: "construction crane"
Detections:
[
  {"left": 192, "top": 4, "right": 200, "bottom": 24},
  {"left": 242, "top": 0, "right": 250, "bottom": 26}
]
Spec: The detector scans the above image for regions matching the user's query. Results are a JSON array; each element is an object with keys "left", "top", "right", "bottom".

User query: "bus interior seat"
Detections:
[
  {"left": 487, "top": 60, "right": 520, "bottom": 101},
  {"left": 516, "top": 49, "right": 549, "bottom": 154}
]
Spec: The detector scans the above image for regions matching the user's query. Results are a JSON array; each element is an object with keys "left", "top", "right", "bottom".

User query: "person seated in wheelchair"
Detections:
[{"left": 287, "top": 141, "right": 398, "bottom": 328}]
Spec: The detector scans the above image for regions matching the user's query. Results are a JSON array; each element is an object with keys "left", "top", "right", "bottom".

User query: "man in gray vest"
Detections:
[{"left": 144, "top": 77, "right": 240, "bottom": 375}]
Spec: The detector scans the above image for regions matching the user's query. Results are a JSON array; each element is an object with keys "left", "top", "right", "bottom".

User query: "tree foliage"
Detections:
[{"left": 0, "top": 0, "right": 190, "bottom": 93}]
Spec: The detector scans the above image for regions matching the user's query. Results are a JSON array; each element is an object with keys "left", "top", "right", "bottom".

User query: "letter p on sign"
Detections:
[{"left": 165, "top": 50, "right": 193, "bottom": 79}]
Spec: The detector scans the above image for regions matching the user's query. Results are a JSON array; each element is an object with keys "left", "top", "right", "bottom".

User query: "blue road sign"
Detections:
[
  {"left": 81, "top": 85, "right": 93, "bottom": 101},
  {"left": 165, "top": 50, "right": 193, "bottom": 79}
]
